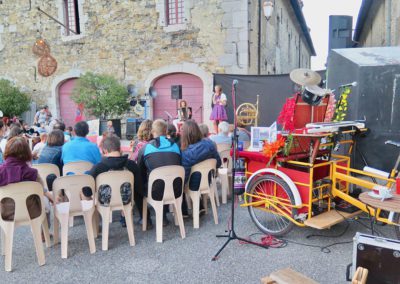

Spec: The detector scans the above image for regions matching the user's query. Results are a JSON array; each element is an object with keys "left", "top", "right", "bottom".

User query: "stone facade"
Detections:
[
  {"left": 0, "top": 0, "right": 314, "bottom": 127},
  {"left": 355, "top": 0, "right": 400, "bottom": 47},
  {"left": 249, "top": 0, "right": 312, "bottom": 75}
]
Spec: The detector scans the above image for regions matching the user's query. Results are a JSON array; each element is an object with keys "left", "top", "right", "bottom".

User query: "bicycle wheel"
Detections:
[
  {"left": 394, "top": 213, "right": 400, "bottom": 240},
  {"left": 246, "top": 175, "right": 297, "bottom": 236}
]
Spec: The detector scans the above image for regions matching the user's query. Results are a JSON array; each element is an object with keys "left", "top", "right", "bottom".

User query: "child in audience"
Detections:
[{"left": 130, "top": 119, "right": 153, "bottom": 162}]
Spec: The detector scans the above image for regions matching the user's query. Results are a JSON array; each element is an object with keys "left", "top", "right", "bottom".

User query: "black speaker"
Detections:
[
  {"left": 126, "top": 118, "right": 143, "bottom": 140},
  {"left": 171, "top": 85, "right": 182, "bottom": 100}
]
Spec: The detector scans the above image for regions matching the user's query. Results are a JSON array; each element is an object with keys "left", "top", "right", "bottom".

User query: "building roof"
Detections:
[
  {"left": 353, "top": 0, "right": 373, "bottom": 43},
  {"left": 332, "top": 46, "right": 400, "bottom": 66},
  {"left": 290, "top": 0, "right": 316, "bottom": 56}
]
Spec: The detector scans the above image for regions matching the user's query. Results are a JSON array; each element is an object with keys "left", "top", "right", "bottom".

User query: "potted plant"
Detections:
[
  {"left": 0, "top": 79, "right": 31, "bottom": 119},
  {"left": 72, "top": 72, "right": 130, "bottom": 137}
]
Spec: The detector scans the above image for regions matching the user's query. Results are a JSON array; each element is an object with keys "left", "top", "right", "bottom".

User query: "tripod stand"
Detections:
[{"left": 212, "top": 80, "right": 268, "bottom": 261}]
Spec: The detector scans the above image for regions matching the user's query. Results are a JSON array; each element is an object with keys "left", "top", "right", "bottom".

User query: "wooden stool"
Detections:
[{"left": 261, "top": 268, "right": 318, "bottom": 284}]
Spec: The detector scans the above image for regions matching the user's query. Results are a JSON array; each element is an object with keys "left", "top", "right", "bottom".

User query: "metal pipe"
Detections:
[
  {"left": 386, "top": 0, "right": 392, "bottom": 46},
  {"left": 257, "top": 0, "right": 261, "bottom": 75},
  {"left": 37, "top": 7, "right": 77, "bottom": 35}
]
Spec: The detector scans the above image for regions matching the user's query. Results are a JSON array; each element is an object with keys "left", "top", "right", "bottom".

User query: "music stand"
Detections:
[
  {"left": 212, "top": 80, "right": 268, "bottom": 261},
  {"left": 164, "top": 111, "right": 173, "bottom": 123}
]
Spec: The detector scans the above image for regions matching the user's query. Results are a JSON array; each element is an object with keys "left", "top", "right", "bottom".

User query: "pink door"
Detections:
[
  {"left": 153, "top": 73, "right": 204, "bottom": 123},
  {"left": 58, "top": 78, "right": 84, "bottom": 128}
]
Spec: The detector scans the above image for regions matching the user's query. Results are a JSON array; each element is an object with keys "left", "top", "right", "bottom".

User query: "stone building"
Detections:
[
  {"left": 0, "top": 0, "right": 314, "bottom": 129},
  {"left": 354, "top": 0, "right": 400, "bottom": 47}
]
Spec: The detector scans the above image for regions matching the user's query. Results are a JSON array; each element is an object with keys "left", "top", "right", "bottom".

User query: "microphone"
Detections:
[
  {"left": 340, "top": 81, "right": 357, "bottom": 88},
  {"left": 233, "top": 79, "right": 239, "bottom": 86}
]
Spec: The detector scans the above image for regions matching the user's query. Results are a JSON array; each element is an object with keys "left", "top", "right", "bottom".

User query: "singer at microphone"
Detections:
[{"left": 210, "top": 84, "right": 228, "bottom": 134}]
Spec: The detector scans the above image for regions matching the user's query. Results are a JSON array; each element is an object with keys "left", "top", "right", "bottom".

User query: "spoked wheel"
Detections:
[
  {"left": 246, "top": 175, "right": 297, "bottom": 236},
  {"left": 393, "top": 213, "right": 400, "bottom": 240}
]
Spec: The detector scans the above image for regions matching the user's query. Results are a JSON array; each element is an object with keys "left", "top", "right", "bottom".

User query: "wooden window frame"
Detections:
[
  {"left": 166, "top": 0, "right": 184, "bottom": 26},
  {"left": 63, "top": 0, "right": 80, "bottom": 36}
]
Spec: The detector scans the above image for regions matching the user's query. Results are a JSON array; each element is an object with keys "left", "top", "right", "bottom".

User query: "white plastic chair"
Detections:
[
  {"left": 185, "top": 159, "right": 218, "bottom": 229},
  {"left": 216, "top": 143, "right": 231, "bottom": 153},
  {"left": 33, "top": 163, "right": 61, "bottom": 188},
  {"left": 52, "top": 175, "right": 96, "bottom": 258},
  {"left": 63, "top": 161, "right": 93, "bottom": 176},
  {"left": 62, "top": 161, "right": 93, "bottom": 227},
  {"left": 142, "top": 166, "right": 186, "bottom": 243},
  {"left": 95, "top": 171, "right": 135, "bottom": 251},
  {"left": 0, "top": 182, "right": 51, "bottom": 272},
  {"left": 218, "top": 149, "right": 232, "bottom": 204}
]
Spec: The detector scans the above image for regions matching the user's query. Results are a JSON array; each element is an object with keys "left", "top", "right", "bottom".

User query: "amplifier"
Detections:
[
  {"left": 352, "top": 232, "right": 400, "bottom": 284},
  {"left": 126, "top": 118, "right": 143, "bottom": 140}
]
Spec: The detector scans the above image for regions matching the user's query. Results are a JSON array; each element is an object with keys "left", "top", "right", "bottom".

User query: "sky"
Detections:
[{"left": 302, "top": 0, "right": 363, "bottom": 70}]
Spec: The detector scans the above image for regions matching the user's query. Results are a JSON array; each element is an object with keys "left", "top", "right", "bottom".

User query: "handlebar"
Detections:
[{"left": 385, "top": 140, "right": 400, "bottom": 148}]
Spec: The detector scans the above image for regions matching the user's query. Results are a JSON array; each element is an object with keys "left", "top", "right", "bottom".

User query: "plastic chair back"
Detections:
[
  {"left": 189, "top": 159, "right": 217, "bottom": 193},
  {"left": 33, "top": 163, "right": 60, "bottom": 188},
  {"left": 63, "top": 161, "right": 93, "bottom": 176},
  {"left": 217, "top": 143, "right": 231, "bottom": 153},
  {"left": 53, "top": 175, "right": 96, "bottom": 214},
  {"left": 95, "top": 171, "right": 134, "bottom": 208},
  {"left": 0, "top": 182, "right": 46, "bottom": 224},
  {"left": 148, "top": 166, "right": 185, "bottom": 203},
  {"left": 219, "top": 149, "right": 232, "bottom": 170}
]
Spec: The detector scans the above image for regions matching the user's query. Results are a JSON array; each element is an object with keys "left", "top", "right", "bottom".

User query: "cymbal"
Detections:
[{"left": 290, "top": 68, "right": 321, "bottom": 86}]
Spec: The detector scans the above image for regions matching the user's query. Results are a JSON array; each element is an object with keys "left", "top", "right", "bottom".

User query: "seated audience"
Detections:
[
  {"left": 32, "top": 132, "right": 47, "bottom": 160},
  {"left": 0, "top": 137, "right": 53, "bottom": 220},
  {"left": 167, "top": 123, "right": 180, "bottom": 147},
  {"left": 37, "top": 123, "right": 47, "bottom": 134},
  {"left": 209, "top": 121, "right": 232, "bottom": 145},
  {"left": 198, "top": 123, "right": 210, "bottom": 138},
  {"left": 22, "top": 123, "right": 39, "bottom": 137},
  {"left": 66, "top": 126, "right": 73, "bottom": 137},
  {"left": 130, "top": 119, "right": 153, "bottom": 162},
  {"left": 38, "top": 130, "right": 64, "bottom": 173},
  {"left": 89, "top": 136, "right": 143, "bottom": 228},
  {"left": 181, "top": 120, "right": 222, "bottom": 186},
  {"left": 62, "top": 121, "right": 101, "bottom": 165},
  {"left": 180, "top": 120, "right": 222, "bottom": 216},
  {"left": 232, "top": 122, "right": 250, "bottom": 143},
  {"left": 137, "top": 119, "right": 181, "bottom": 225},
  {"left": 53, "top": 121, "right": 70, "bottom": 142},
  {"left": 0, "top": 125, "right": 24, "bottom": 153},
  {"left": 0, "top": 121, "right": 4, "bottom": 164}
]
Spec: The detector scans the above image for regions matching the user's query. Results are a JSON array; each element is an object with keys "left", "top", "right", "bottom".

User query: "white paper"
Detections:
[
  {"left": 81, "top": 200, "right": 94, "bottom": 212},
  {"left": 56, "top": 202, "right": 70, "bottom": 214},
  {"left": 250, "top": 122, "right": 278, "bottom": 151}
]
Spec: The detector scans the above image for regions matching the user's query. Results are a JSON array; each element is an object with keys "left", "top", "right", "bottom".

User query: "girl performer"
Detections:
[
  {"left": 173, "top": 100, "right": 192, "bottom": 130},
  {"left": 210, "top": 85, "right": 228, "bottom": 133}
]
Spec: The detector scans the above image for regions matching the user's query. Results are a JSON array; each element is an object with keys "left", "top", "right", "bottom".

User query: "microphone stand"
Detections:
[{"left": 212, "top": 80, "right": 268, "bottom": 261}]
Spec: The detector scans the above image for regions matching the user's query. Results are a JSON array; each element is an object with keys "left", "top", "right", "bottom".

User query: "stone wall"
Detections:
[
  {"left": 0, "top": 1, "right": 226, "bottom": 116},
  {"left": 248, "top": 0, "right": 312, "bottom": 75},
  {"left": 358, "top": 0, "right": 400, "bottom": 47}
]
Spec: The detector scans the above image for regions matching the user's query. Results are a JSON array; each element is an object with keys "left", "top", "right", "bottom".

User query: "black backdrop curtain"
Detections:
[
  {"left": 213, "top": 73, "right": 298, "bottom": 127},
  {"left": 213, "top": 72, "right": 326, "bottom": 127}
]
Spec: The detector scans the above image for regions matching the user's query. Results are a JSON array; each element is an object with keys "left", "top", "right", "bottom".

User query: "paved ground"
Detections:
[{"left": 0, "top": 198, "right": 396, "bottom": 284}]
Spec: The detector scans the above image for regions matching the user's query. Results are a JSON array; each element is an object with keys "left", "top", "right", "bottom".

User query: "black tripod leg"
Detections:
[{"left": 212, "top": 237, "right": 233, "bottom": 261}]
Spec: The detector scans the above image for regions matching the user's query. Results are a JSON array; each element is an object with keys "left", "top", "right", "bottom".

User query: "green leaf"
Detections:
[
  {"left": 0, "top": 79, "right": 31, "bottom": 117},
  {"left": 72, "top": 72, "right": 130, "bottom": 118}
]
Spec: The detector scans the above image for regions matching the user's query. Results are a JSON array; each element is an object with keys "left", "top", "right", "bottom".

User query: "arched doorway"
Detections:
[
  {"left": 58, "top": 78, "right": 84, "bottom": 128},
  {"left": 152, "top": 73, "right": 204, "bottom": 123}
]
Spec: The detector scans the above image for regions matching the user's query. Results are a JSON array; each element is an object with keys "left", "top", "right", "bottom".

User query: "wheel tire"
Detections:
[
  {"left": 246, "top": 175, "right": 297, "bottom": 236},
  {"left": 393, "top": 213, "right": 400, "bottom": 240}
]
